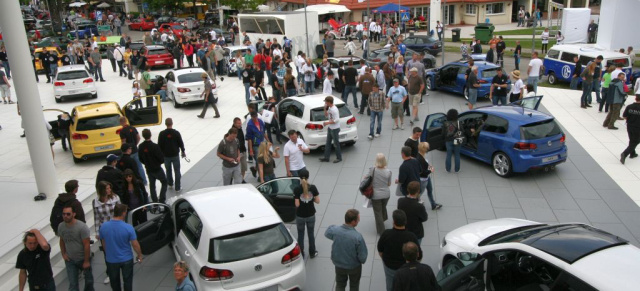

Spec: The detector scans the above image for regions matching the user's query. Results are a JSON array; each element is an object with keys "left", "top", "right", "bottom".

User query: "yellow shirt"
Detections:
[{"left": 124, "top": 51, "right": 132, "bottom": 65}]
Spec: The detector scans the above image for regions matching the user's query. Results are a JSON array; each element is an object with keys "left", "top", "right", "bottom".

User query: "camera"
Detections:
[{"left": 453, "top": 138, "right": 463, "bottom": 145}]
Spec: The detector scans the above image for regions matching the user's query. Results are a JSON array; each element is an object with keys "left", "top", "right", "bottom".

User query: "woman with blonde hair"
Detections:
[
  {"left": 580, "top": 62, "right": 597, "bottom": 108},
  {"left": 417, "top": 142, "right": 442, "bottom": 210},
  {"left": 293, "top": 168, "right": 320, "bottom": 259},
  {"left": 234, "top": 51, "right": 245, "bottom": 81},
  {"left": 284, "top": 67, "right": 298, "bottom": 97},
  {"left": 93, "top": 180, "right": 121, "bottom": 285},
  {"left": 394, "top": 55, "right": 405, "bottom": 82},
  {"left": 367, "top": 153, "right": 392, "bottom": 234},
  {"left": 257, "top": 141, "right": 280, "bottom": 183}
]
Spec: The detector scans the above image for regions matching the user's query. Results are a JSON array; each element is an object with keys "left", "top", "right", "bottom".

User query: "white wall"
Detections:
[{"left": 597, "top": 0, "right": 640, "bottom": 51}]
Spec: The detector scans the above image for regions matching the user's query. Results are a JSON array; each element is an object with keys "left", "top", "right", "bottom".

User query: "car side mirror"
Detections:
[{"left": 457, "top": 252, "right": 480, "bottom": 261}]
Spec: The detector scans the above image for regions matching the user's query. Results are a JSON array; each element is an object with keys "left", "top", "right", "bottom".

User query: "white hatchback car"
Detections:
[
  {"left": 165, "top": 67, "right": 218, "bottom": 108},
  {"left": 131, "top": 184, "right": 305, "bottom": 291},
  {"left": 437, "top": 218, "right": 640, "bottom": 290},
  {"left": 53, "top": 65, "right": 98, "bottom": 103}
]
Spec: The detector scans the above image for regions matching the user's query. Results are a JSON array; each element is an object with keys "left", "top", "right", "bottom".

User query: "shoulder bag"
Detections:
[{"left": 359, "top": 167, "right": 375, "bottom": 198}]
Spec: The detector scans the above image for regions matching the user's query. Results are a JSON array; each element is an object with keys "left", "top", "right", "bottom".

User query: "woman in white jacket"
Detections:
[{"left": 344, "top": 37, "right": 357, "bottom": 56}]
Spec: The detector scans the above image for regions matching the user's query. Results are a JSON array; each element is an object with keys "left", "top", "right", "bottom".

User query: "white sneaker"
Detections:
[
  {"left": 374, "top": 133, "right": 380, "bottom": 137},
  {"left": 393, "top": 125, "right": 399, "bottom": 130},
  {"left": 400, "top": 125, "right": 405, "bottom": 130},
  {"left": 104, "top": 277, "right": 110, "bottom": 284},
  {"left": 368, "top": 135, "right": 373, "bottom": 140}
]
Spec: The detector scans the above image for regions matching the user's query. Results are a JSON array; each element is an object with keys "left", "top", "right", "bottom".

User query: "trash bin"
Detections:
[
  {"left": 474, "top": 23, "right": 495, "bottom": 43},
  {"left": 452, "top": 28, "right": 461, "bottom": 42}
]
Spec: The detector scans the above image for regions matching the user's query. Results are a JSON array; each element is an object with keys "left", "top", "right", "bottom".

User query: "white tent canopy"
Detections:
[{"left": 296, "top": 4, "right": 350, "bottom": 15}]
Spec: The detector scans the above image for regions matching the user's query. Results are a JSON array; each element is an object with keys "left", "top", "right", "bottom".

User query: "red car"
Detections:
[
  {"left": 158, "top": 23, "right": 185, "bottom": 37},
  {"left": 145, "top": 45, "right": 174, "bottom": 68},
  {"left": 128, "top": 19, "right": 156, "bottom": 31}
]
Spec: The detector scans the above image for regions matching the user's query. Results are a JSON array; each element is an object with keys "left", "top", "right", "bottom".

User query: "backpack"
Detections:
[
  {"left": 284, "top": 39, "right": 292, "bottom": 49},
  {"left": 50, "top": 197, "right": 70, "bottom": 236}
]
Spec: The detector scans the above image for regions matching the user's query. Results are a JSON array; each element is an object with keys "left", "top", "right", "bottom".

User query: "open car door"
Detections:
[
  {"left": 43, "top": 109, "right": 69, "bottom": 140},
  {"left": 437, "top": 258, "right": 486, "bottom": 291},
  {"left": 123, "top": 95, "right": 163, "bottom": 127},
  {"left": 129, "top": 203, "right": 174, "bottom": 255},
  {"left": 421, "top": 113, "right": 447, "bottom": 151},
  {"left": 256, "top": 177, "right": 301, "bottom": 223},
  {"left": 508, "top": 95, "right": 543, "bottom": 111}
]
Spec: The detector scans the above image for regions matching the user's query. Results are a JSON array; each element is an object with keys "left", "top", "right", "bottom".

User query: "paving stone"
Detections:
[{"left": 576, "top": 199, "right": 620, "bottom": 223}]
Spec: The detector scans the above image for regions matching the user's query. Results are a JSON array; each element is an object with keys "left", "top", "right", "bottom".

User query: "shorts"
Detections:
[
  {"left": 391, "top": 102, "right": 403, "bottom": 119},
  {"left": 468, "top": 89, "right": 478, "bottom": 105},
  {"left": 409, "top": 94, "right": 420, "bottom": 107},
  {"left": 0, "top": 85, "right": 10, "bottom": 98},
  {"left": 240, "top": 152, "right": 248, "bottom": 173}
]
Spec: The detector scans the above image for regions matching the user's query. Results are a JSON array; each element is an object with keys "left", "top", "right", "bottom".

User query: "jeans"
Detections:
[
  {"left": 335, "top": 265, "right": 362, "bottom": 291},
  {"left": 369, "top": 111, "right": 383, "bottom": 136},
  {"left": 383, "top": 263, "right": 397, "bottom": 291},
  {"left": 570, "top": 76, "right": 580, "bottom": 90},
  {"left": 117, "top": 60, "right": 127, "bottom": 76},
  {"left": 266, "top": 122, "right": 281, "bottom": 144},
  {"left": 289, "top": 167, "right": 307, "bottom": 177},
  {"left": 164, "top": 155, "right": 181, "bottom": 190},
  {"left": 518, "top": 17, "right": 524, "bottom": 27},
  {"left": 237, "top": 68, "right": 243, "bottom": 80},
  {"left": 445, "top": 141, "right": 461, "bottom": 172},
  {"left": 359, "top": 94, "right": 370, "bottom": 114},
  {"left": 580, "top": 81, "right": 592, "bottom": 105},
  {"left": 420, "top": 178, "right": 436, "bottom": 209},
  {"left": 1, "top": 61, "right": 10, "bottom": 78},
  {"left": 593, "top": 80, "right": 601, "bottom": 103},
  {"left": 106, "top": 260, "right": 134, "bottom": 291},
  {"left": 296, "top": 215, "right": 316, "bottom": 255},
  {"left": 287, "top": 88, "right": 297, "bottom": 97},
  {"left": 324, "top": 128, "right": 342, "bottom": 160},
  {"left": 492, "top": 95, "right": 507, "bottom": 106},
  {"left": 372, "top": 197, "right": 389, "bottom": 234},
  {"left": 58, "top": 129, "right": 71, "bottom": 151},
  {"left": 343, "top": 85, "right": 359, "bottom": 107},
  {"left": 362, "top": 50, "right": 368, "bottom": 60},
  {"left": 623, "top": 127, "right": 640, "bottom": 157},
  {"left": 157, "top": 89, "right": 167, "bottom": 102},
  {"left": 147, "top": 168, "right": 167, "bottom": 203},
  {"left": 93, "top": 65, "right": 104, "bottom": 81},
  {"left": 244, "top": 82, "right": 251, "bottom": 104},
  {"left": 130, "top": 153, "right": 147, "bottom": 185},
  {"left": 514, "top": 54, "right": 520, "bottom": 70},
  {"left": 600, "top": 88, "right": 610, "bottom": 112},
  {"left": 305, "top": 81, "right": 314, "bottom": 94},
  {"left": 116, "top": 26, "right": 122, "bottom": 35},
  {"left": 50, "top": 64, "right": 58, "bottom": 78},
  {"left": 65, "top": 259, "right": 94, "bottom": 291},
  {"left": 527, "top": 76, "right": 539, "bottom": 94},
  {"left": 222, "top": 164, "right": 242, "bottom": 185}
]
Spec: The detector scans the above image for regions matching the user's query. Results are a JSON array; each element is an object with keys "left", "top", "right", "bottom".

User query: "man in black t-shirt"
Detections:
[
  {"left": 404, "top": 127, "right": 422, "bottom": 158},
  {"left": 41, "top": 50, "right": 52, "bottom": 83},
  {"left": 621, "top": 95, "right": 640, "bottom": 164},
  {"left": 397, "top": 146, "right": 421, "bottom": 196},
  {"left": 377, "top": 209, "right": 422, "bottom": 291},
  {"left": 61, "top": 52, "right": 71, "bottom": 66},
  {"left": 343, "top": 60, "right": 359, "bottom": 108},
  {"left": 119, "top": 116, "right": 147, "bottom": 185},
  {"left": 253, "top": 63, "right": 267, "bottom": 100},
  {"left": 490, "top": 68, "right": 509, "bottom": 106},
  {"left": 392, "top": 242, "right": 439, "bottom": 291},
  {"left": 16, "top": 230, "right": 54, "bottom": 291},
  {"left": 570, "top": 56, "right": 581, "bottom": 90}
]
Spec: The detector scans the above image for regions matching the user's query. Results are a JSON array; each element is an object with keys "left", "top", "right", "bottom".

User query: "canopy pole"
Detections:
[{"left": 304, "top": 0, "right": 310, "bottom": 57}]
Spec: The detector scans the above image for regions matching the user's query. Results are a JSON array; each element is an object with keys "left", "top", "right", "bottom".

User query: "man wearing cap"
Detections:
[
  {"left": 96, "top": 154, "right": 125, "bottom": 198},
  {"left": 319, "top": 96, "right": 343, "bottom": 163},
  {"left": 117, "top": 143, "right": 141, "bottom": 180},
  {"left": 387, "top": 78, "right": 408, "bottom": 130},
  {"left": 407, "top": 67, "right": 424, "bottom": 125}
]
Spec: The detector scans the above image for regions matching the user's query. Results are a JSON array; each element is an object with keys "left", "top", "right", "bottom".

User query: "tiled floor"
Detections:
[{"left": 56, "top": 87, "right": 640, "bottom": 290}]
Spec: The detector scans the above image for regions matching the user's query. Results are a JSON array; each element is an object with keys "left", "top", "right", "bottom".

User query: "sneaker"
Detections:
[
  {"left": 319, "top": 158, "right": 329, "bottom": 162},
  {"left": 374, "top": 133, "right": 380, "bottom": 137},
  {"left": 175, "top": 188, "right": 182, "bottom": 193},
  {"left": 197, "top": 115, "right": 204, "bottom": 119},
  {"left": 368, "top": 135, "right": 373, "bottom": 140},
  {"left": 414, "top": 118, "right": 420, "bottom": 122},
  {"left": 432, "top": 204, "right": 443, "bottom": 210},
  {"left": 400, "top": 125, "right": 405, "bottom": 130},
  {"left": 409, "top": 120, "right": 414, "bottom": 125},
  {"left": 250, "top": 167, "right": 257, "bottom": 177},
  {"left": 420, "top": 101, "right": 424, "bottom": 105},
  {"left": 392, "top": 125, "right": 399, "bottom": 130},
  {"left": 631, "top": 154, "right": 638, "bottom": 159},
  {"left": 104, "top": 277, "right": 110, "bottom": 284},
  {"left": 333, "top": 159, "right": 342, "bottom": 163},
  {"left": 310, "top": 251, "right": 319, "bottom": 259}
]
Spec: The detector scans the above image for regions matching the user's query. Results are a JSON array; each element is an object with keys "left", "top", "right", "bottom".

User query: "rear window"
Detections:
[
  {"left": 310, "top": 104, "right": 352, "bottom": 121},
  {"left": 606, "top": 58, "right": 630, "bottom": 68},
  {"left": 57, "top": 70, "right": 89, "bottom": 80},
  {"left": 76, "top": 114, "right": 121, "bottom": 131},
  {"left": 481, "top": 68, "right": 499, "bottom": 79},
  {"left": 177, "top": 73, "right": 203, "bottom": 83},
  {"left": 171, "top": 25, "right": 185, "bottom": 30},
  {"left": 520, "top": 119, "right": 562, "bottom": 140},
  {"left": 209, "top": 223, "right": 293, "bottom": 263},
  {"left": 148, "top": 49, "right": 169, "bottom": 56}
]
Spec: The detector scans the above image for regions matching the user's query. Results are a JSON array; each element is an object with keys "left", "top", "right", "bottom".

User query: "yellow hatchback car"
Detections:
[
  {"left": 34, "top": 47, "right": 64, "bottom": 73},
  {"left": 46, "top": 95, "right": 163, "bottom": 163}
]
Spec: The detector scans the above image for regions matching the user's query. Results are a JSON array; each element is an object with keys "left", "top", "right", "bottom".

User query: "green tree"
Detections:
[
  {"left": 146, "top": 0, "right": 186, "bottom": 15},
  {"left": 219, "top": 0, "right": 267, "bottom": 11}
]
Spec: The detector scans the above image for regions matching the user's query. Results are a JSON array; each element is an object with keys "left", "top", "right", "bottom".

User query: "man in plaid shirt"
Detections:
[{"left": 368, "top": 84, "right": 387, "bottom": 139}]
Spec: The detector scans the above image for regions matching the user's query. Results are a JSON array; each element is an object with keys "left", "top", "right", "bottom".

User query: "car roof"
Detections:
[
  {"left": 570, "top": 244, "right": 640, "bottom": 290},
  {"left": 182, "top": 184, "right": 283, "bottom": 237},
  {"left": 73, "top": 102, "right": 121, "bottom": 119},
  {"left": 225, "top": 45, "right": 250, "bottom": 51},
  {"left": 285, "top": 94, "right": 345, "bottom": 109},
  {"left": 449, "top": 60, "right": 499, "bottom": 69},
  {"left": 171, "top": 67, "right": 205, "bottom": 76},
  {"left": 329, "top": 56, "right": 364, "bottom": 62},
  {"left": 57, "top": 65, "right": 89, "bottom": 73},
  {"left": 472, "top": 106, "right": 553, "bottom": 124},
  {"left": 519, "top": 224, "right": 628, "bottom": 264},
  {"left": 549, "top": 44, "right": 632, "bottom": 59},
  {"left": 146, "top": 45, "right": 167, "bottom": 50}
]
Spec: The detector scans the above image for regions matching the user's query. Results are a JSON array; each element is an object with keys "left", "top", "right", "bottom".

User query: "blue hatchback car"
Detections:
[
  {"left": 425, "top": 61, "right": 508, "bottom": 100},
  {"left": 421, "top": 96, "right": 568, "bottom": 177}
]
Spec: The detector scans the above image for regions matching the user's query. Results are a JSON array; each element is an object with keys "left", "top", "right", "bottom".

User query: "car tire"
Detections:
[
  {"left": 171, "top": 92, "right": 181, "bottom": 108},
  {"left": 426, "top": 76, "right": 433, "bottom": 91},
  {"left": 492, "top": 152, "right": 513, "bottom": 178},
  {"left": 92, "top": 93, "right": 98, "bottom": 99},
  {"left": 55, "top": 97, "right": 61, "bottom": 103},
  {"left": 73, "top": 156, "right": 82, "bottom": 164},
  {"left": 548, "top": 72, "right": 557, "bottom": 85}
]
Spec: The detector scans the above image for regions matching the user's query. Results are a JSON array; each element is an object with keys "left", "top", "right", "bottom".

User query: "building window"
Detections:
[
  {"left": 465, "top": 4, "right": 476, "bottom": 15},
  {"left": 485, "top": 3, "right": 504, "bottom": 14}
]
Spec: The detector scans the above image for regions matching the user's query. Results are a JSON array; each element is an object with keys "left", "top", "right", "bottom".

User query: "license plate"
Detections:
[
  {"left": 255, "top": 286, "right": 277, "bottom": 291},
  {"left": 94, "top": 145, "right": 114, "bottom": 151},
  {"left": 155, "top": 61, "right": 163, "bottom": 64},
  {"left": 339, "top": 134, "right": 346, "bottom": 139},
  {"left": 69, "top": 90, "right": 78, "bottom": 94},
  {"left": 542, "top": 155, "right": 559, "bottom": 163}
]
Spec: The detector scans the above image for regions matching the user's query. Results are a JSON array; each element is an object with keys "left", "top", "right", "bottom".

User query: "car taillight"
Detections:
[
  {"left": 54, "top": 81, "right": 65, "bottom": 86},
  {"left": 229, "top": 58, "right": 235, "bottom": 63},
  {"left": 177, "top": 87, "right": 191, "bottom": 93},
  {"left": 347, "top": 116, "right": 356, "bottom": 125},
  {"left": 72, "top": 133, "right": 88, "bottom": 140},
  {"left": 478, "top": 79, "right": 488, "bottom": 83},
  {"left": 281, "top": 243, "right": 301, "bottom": 264},
  {"left": 305, "top": 123, "right": 324, "bottom": 130},
  {"left": 560, "top": 134, "right": 566, "bottom": 143},
  {"left": 83, "top": 78, "right": 94, "bottom": 83},
  {"left": 514, "top": 142, "right": 537, "bottom": 150},
  {"left": 199, "top": 266, "right": 233, "bottom": 281}
]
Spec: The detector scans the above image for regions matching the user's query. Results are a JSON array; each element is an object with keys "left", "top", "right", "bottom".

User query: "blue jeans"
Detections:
[
  {"left": 514, "top": 54, "right": 520, "bottom": 70},
  {"left": 420, "top": 178, "right": 436, "bottom": 209},
  {"left": 2, "top": 61, "right": 10, "bottom": 78},
  {"left": 468, "top": 88, "right": 478, "bottom": 105},
  {"left": 131, "top": 153, "right": 147, "bottom": 185},
  {"left": 65, "top": 259, "right": 94, "bottom": 291},
  {"left": 370, "top": 111, "right": 383, "bottom": 136},
  {"left": 445, "top": 141, "right": 461, "bottom": 172},
  {"left": 324, "top": 128, "right": 342, "bottom": 160},
  {"left": 305, "top": 81, "right": 314, "bottom": 94},
  {"left": 581, "top": 81, "right": 592, "bottom": 105},
  {"left": 50, "top": 64, "right": 58, "bottom": 78},
  {"left": 592, "top": 80, "right": 601, "bottom": 103},
  {"left": 164, "top": 155, "right": 181, "bottom": 190},
  {"left": 244, "top": 82, "right": 251, "bottom": 104},
  {"left": 383, "top": 263, "right": 397, "bottom": 291},
  {"left": 570, "top": 76, "right": 580, "bottom": 90},
  {"left": 343, "top": 85, "right": 358, "bottom": 107},
  {"left": 106, "top": 260, "right": 134, "bottom": 291},
  {"left": 237, "top": 68, "right": 243, "bottom": 80},
  {"left": 287, "top": 88, "right": 297, "bottom": 97},
  {"left": 296, "top": 215, "right": 317, "bottom": 255},
  {"left": 93, "top": 65, "right": 104, "bottom": 81},
  {"left": 290, "top": 167, "right": 307, "bottom": 177},
  {"left": 527, "top": 76, "right": 539, "bottom": 94},
  {"left": 147, "top": 168, "right": 167, "bottom": 203},
  {"left": 492, "top": 95, "right": 507, "bottom": 106},
  {"left": 157, "top": 89, "right": 167, "bottom": 101}
]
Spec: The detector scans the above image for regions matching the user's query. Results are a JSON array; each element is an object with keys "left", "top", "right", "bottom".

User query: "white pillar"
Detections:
[
  {"left": 0, "top": 0, "right": 59, "bottom": 197},
  {"left": 430, "top": 0, "right": 441, "bottom": 34},
  {"left": 567, "top": 0, "right": 572, "bottom": 8}
]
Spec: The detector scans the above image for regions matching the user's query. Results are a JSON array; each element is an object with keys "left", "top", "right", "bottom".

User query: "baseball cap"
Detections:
[{"left": 106, "top": 154, "right": 119, "bottom": 163}]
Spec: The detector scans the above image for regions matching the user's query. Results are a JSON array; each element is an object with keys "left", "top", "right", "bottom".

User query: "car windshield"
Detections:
[
  {"left": 57, "top": 70, "right": 89, "bottom": 80},
  {"left": 177, "top": 73, "right": 203, "bottom": 83},
  {"left": 478, "top": 224, "right": 548, "bottom": 246},
  {"left": 310, "top": 104, "right": 352, "bottom": 121},
  {"left": 481, "top": 68, "right": 500, "bottom": 79},
  {"left": 148, "top": 49, "right": 168, "bottom": 55},
  {"left": 520, "top": 119, "right": 562, "bottom": 140},
  {"left": 76, "top": 114, "right": 121, "bottom": 131},
  {"left": 606, "top": 58, "right": 630, "bottom": 68},
  {"left": 209, "top": 223, "right": 293, "bottom": 263},
  {"left": 171, "top": 25, "right": 184, "bottom": 30}
]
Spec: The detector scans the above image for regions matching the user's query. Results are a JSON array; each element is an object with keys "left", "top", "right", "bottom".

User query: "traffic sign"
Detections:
[
  {"left": 142, "top": 2, "right": 149, "bottom": 10},
  {"left": 400, "top": 12, "right": 410, "bottom": 22}
]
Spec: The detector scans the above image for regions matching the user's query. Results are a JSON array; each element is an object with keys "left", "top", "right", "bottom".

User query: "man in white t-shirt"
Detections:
[
  {"left": 284, "top": 130, "right": 310, "bottom": 177},
  {"left": 209, "top": 29, "right": 216, "bottom": 41},
  {"left": 527, "top": 51, "right": 543, "bottom": 94},
  {"left": 323, "top": 70, "right": 334, "bottom": 95},
  {"left": 319, "top": 96, "right": 342, "bottom": 163}
]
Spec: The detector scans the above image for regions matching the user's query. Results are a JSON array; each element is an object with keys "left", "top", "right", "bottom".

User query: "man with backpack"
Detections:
[
  {"left": 283, "top": 36, "right": 293, "bottom": 56},
  {"left": 50, "top": 180, "right": 86, "bottom": 236}
]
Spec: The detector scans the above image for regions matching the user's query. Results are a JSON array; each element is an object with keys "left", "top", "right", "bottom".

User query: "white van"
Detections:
[{"left": 543, "top": 44, "right": 632, "bottom": 85}]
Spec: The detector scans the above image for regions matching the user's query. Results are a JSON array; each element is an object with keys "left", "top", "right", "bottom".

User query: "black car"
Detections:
[
  {"left": 32, "top": 36, "right": 72, "bottom": 49},
  {"left": 367, "top": 48, "right": 436, "bottom": 69},
  {"left": 403, "top": 35, "right": 442, "bottom": 56}
]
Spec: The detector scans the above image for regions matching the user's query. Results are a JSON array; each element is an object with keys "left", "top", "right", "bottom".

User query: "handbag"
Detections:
[
  {"left": 359, "top": 168, "right": 375, "bottom": 198},
  {"left": 453, "top": 120, "right": 466, "bottom": 146},
  {"left": 395, "top": 183, "right": 404, "bottom": 197}
]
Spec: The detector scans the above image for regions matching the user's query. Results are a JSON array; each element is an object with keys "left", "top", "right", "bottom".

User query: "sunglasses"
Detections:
[{"left": 62, "top": 213, "right": 73, "bottom": 216}]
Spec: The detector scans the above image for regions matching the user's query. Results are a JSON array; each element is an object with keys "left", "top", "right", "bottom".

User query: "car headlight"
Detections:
[{"left": 442, "top": 236, "right": 447, "bottom": 247}]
